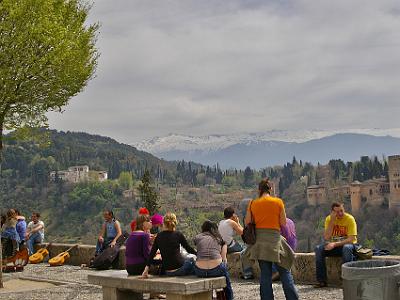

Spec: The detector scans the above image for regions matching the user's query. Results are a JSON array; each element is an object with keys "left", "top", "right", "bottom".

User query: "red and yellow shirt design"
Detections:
[{"left": 325, "top": 213, "right": 357, "bottom": 243}]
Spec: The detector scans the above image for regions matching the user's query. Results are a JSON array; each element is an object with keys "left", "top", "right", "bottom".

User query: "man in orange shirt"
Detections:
[{"left": 314, "top": 202, "right": 357, "bottom": 287}]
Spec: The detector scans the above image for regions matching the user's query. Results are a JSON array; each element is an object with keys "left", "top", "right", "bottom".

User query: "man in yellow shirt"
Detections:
[{"left": 314, "top": 202, "right": 357, "bottom": 287}]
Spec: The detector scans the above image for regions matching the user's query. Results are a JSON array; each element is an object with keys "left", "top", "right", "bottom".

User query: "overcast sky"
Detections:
[{"left": 47, "top": 0, "right": 400, "bottom": 143}]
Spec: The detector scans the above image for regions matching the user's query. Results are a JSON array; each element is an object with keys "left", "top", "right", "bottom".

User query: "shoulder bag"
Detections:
[{"left": 242, "top": 200, "right": 256, "bottom": 245}]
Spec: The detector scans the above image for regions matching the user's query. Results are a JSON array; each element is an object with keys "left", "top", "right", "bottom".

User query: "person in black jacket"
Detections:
[{"left": 142, "top": 212, "right": 196, "bottom": 277}]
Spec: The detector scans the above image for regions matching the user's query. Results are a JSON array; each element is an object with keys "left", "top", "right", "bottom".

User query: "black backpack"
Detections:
[{"left": 89, "top": 231, "right": 128, "bottom": 270}]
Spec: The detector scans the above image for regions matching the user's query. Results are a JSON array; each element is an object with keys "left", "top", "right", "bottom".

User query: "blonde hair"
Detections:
[
  {"left": 7, "top": 209, "right": 17, "bottom": 220},
  {"left": 163, "top": 212, "right": 177, "bottom": 231}
]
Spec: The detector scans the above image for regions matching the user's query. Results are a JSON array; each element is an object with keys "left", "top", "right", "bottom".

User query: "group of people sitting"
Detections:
[
  {"left": 92, "top": 177, "right": 360, "bottom": 300},
  {"left": 1, "top": 209, "right": 45, "bottom": 257}
]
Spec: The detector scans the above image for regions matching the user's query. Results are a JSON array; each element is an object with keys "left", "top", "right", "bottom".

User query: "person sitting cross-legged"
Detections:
[{"left": 314, "top": 202, "right": 357, "bottom": 288}]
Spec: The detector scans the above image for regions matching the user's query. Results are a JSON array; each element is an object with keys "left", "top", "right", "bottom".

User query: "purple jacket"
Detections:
[
  {"left": 125, "top": 231, "right": 151, "bottom": 265},
  {"left": 280, "top": 218, "right": 297, "bottom": 251}
]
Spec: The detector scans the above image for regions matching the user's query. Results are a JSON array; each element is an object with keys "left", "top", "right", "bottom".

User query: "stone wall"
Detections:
[{"left": 38, "top": 243, "right": 400, "bottom": 286}]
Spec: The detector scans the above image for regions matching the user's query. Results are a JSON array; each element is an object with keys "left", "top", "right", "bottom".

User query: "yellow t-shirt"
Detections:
[
  {"left": 248, "top": 195, "right": 284, "bottom": 230},
  {"left": 324, "top": 213, "right": 357, "bottom": 243}
]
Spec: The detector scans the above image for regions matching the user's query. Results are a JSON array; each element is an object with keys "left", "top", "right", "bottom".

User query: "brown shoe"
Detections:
[
  {"left": 271, "top": 272, "right": 280, "bottom": 281},
  {"left": 313, "top": 281, "right": 327, "bottom": 288}
]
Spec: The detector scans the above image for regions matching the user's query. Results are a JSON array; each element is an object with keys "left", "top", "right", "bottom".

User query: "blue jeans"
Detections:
[
  {"left": 27, "top": 232, "right": 43, "bottom": 255},
  {"left": 95, "top": 237, "right": 114, "bottom": 255},
  {"left": 258, "top": 260, "right": 298, "bottom": 300},
  {"left": 165, "top": 258, "right": 195, "bottom": 276},
  {"left": 194, "top": 263, "right": 233, "bottom": 300},
  {"left": 315, "top": 243, "right": 355, "bottom": 283}
]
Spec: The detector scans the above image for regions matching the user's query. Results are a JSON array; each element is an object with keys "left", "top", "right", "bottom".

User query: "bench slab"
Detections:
[{"left": 88, "top": 270, "right": 226, "bottom": 300}]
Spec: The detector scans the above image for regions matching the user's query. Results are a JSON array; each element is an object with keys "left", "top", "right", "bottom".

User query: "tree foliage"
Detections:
[
  {"left": 138, "top": 170, "right": 160, "bottom": 215},
  {"left": 0, "top": 0, "right": 99, "bottom": 152},
  {"left": 118, "top": 171, "right": 134, "bottom": 190},
  {"left": 0, "top": 0, "right": 99, "bottom": 287}
]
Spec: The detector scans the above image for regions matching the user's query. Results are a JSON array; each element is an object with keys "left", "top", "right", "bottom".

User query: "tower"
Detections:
[
  {"left": 389, "top": 155, "right": 400, "bottom": 210},
  {"left": 350, "top": 181, "right": 362, "bottom": 214}
]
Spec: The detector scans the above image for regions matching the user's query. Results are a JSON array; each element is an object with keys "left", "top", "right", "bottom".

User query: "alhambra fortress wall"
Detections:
[
  {"left": 37, "top": 243, "right": 400, "bottom": 286},
  {"left": 307, "top": 155, "right": 400, "bottom": 213}
]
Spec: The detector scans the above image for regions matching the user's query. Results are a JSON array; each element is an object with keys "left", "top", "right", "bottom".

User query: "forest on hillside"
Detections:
[{"left": 0, "top": 130, "right": 399, "bottom": 253}]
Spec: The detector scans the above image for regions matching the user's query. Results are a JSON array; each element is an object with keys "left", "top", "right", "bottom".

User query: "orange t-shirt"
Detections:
[{"left": 247, "top": 195, "right": 284, "bottom": 230}]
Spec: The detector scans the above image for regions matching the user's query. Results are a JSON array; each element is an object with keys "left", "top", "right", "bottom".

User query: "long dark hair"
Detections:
[
  {"left": 258, "top": 178, "right": 272, "bottom": 197},
  {"left": 104, "top": 209, "right": 115, "bottom": 221},
  {"left": 201, "top": 220, "right": 224, "bottom": 246}
]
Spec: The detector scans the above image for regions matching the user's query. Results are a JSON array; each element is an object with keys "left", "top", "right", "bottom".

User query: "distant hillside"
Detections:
[
  {"left": 2, "top": 130, "right": 174, "bottom": 179},
  {"left": 143, "top": 133, "right": 400, "bottom": 169}
]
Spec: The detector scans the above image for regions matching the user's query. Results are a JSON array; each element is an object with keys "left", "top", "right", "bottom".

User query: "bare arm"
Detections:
[
  {"left": 98, "top": 223, "right": 106, "bottom": 242},
  {"left": 324, "top": 212, "right": 336, "bottom": 241},
  {"left": 221, "top": 244, "right": 227, "bottom": 262},
  {"left": 110, "top": 221, "right": 123, "bottom": 246},
  {"left": 230, "top": 217, "right": 244, "bottom": 235},
  {"left": 30, "top": 223, "right": 44, "bottom": 233},
  {"left": 325, "top": 235, "right": 356, "bottom": 251}
]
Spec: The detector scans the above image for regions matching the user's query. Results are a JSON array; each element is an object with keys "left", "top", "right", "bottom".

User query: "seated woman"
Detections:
[
  {"left": 125, "top": 215, "right": 153, "bottom": 275},
  {"left": 1, "top": 209, "right": 20, "bottom": 256},
  {"left": 142, "top": 213, "right": 196, "bottom": 277},
  {"left": 194, "top": 220, "right": 233, "bottom": 300},
  {"left": 96, "top": 210, "right": 122, "bottom": 255}
]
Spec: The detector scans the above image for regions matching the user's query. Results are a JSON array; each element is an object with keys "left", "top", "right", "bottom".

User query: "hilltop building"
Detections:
[
  {"left": 306, "top": 185, "right": 327, "bottom": 206},
  {"left": 50, "top": 165, "right": 108, "bottom": 183},
  {"left": 307, "top": 155, "right": 400, "bottom": 212}
]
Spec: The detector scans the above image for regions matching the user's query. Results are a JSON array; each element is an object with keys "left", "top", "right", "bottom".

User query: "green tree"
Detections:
[
  {"left": 243, "top": 166, "right": 254, "bottom": 188},
  {"left": 0, "top": 0, "right": 98, "bottom": 287},
  {"left": 118, "top": 171, "right": 134, "bottom": 190},
  {"left": 0, "top": 0, "right": 99, "bottom": 163},
  {"left": 138, "top": 170, "right": 159, "bottom": 215}
]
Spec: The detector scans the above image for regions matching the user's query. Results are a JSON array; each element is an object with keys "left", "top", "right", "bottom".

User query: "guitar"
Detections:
[
  {"left": 48, "top": 245, "right": 78, "bottom": 267},
  {"left": 29, "top": 243, "right": 52, "bottom": 264}
]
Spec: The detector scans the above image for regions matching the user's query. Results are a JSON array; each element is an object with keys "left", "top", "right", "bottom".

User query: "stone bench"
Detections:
[
  {"left": 37, "top": 243, "right": 400, "bottom": 286},
  {"left": 87, "top": 270, "right": 226, "bottom": 300},
  {"left": 227, "top": 251, "right": 400, "bottom": 286}
]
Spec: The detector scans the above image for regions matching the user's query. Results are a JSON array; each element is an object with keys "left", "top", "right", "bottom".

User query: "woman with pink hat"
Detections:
[{"left": 150, "top": 214, "right": 163, "bottom": 235}]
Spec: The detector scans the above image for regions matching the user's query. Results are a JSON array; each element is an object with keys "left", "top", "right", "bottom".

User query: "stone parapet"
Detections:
[{"left": 37, "top": 244, "right": 400, "bottom": 285}]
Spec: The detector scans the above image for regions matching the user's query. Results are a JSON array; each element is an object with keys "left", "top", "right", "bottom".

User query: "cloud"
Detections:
[{"left": 48, "top": 0, "right": 400, "bottom": 142}]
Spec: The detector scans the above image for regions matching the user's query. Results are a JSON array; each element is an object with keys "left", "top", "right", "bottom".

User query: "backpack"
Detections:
[
  {"left": 89, "top": 231, "right": 128, "bottom": 270},
  {"left": 355, "top": 245, "right": 373, "bottom": 260}
]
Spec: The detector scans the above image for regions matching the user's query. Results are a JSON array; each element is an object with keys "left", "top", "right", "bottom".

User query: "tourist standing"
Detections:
[{"left": 245, "top": 178, "right": 298, "bottom": 300}]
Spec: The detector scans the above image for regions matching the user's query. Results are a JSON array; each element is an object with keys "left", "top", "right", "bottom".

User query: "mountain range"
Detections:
[{"left": 133, "top": 129, "right": 400, "bottom": 169}]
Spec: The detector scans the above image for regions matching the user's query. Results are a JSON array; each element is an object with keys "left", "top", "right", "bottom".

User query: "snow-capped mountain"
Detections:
[{"left": 133, "top": 128, "right": 400, "bottom": 154}]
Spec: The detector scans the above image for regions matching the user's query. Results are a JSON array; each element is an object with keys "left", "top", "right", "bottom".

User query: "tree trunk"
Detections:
[{"left": 0, "top": 122, "right": 3, "bottom": 288}]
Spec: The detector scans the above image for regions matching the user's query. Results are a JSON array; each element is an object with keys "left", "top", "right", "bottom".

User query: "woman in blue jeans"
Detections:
[
  {"left": 245, "top": 178, "right": 298, "bottom": 300},
  {"left": 194, "top": 220, "right": 233, "bottom": 300}
]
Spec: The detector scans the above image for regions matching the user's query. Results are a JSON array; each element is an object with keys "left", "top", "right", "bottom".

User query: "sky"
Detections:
[{"left": 47, "top": 0, "right": 400, "bottom": 143}]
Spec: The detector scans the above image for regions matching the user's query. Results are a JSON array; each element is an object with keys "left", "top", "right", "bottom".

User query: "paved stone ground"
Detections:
[{"left": 1, "top": 264, "right": 343, "bottom": 300}]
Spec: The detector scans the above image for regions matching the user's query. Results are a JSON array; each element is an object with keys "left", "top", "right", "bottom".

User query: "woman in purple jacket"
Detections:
[{"left": 125, "top": 215, "right": 153, "bottom": 275}]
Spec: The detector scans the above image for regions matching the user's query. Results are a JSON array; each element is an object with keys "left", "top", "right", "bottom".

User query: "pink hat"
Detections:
[{"left": 151, "top": 214, "right": 163, "bottom": 225}]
